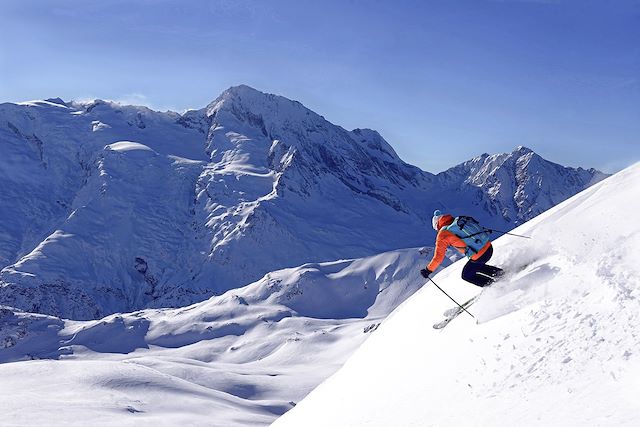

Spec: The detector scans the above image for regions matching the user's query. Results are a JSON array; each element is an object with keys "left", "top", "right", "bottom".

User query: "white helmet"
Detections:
[{"left": 432, "top": 209, "right": 443, "bottom": 231}]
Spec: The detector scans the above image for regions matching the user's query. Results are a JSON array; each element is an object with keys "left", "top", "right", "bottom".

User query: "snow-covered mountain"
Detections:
[
  {"left": 0, "top": 86, "right": 606, "bottom": 319},
  {"left": 0, "top": 163, "right": 635, "bottom": 427},
  {"left": 274, "top": 162, "right": 640, "bottom": 427},
  {"left": 437, "top": 146, "right": 607, "bottom": 223}
]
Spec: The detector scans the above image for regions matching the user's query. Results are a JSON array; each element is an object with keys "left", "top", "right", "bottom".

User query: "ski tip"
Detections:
[{"left": 432, "top": 320, "right": 450, "bottom": 330}]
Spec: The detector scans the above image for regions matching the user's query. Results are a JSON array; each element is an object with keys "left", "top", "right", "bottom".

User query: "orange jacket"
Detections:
[{"left": 426, "top": 214, "right": 491, "bottom": 272}]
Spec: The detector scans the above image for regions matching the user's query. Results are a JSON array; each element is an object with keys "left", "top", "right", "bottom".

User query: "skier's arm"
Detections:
[{"left": 427, "top": 231, "right": 449, "bottom": 272}]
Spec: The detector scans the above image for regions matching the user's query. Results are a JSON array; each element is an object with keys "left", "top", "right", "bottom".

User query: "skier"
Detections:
[{"left": 420, "top": 210, "right": 503, "bottom": 287}]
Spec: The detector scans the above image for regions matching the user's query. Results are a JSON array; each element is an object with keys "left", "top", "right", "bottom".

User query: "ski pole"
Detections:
[
  {"left": 488, "top": 229, "right": 531, "bottom": 239},
  {"left": 428, "top": 277, "right": 475, "bottom": 319}
]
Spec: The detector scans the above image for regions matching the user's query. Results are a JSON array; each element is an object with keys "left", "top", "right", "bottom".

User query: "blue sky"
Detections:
[{"left": 1, "top": 0, "right": 638, "bottom": 173}]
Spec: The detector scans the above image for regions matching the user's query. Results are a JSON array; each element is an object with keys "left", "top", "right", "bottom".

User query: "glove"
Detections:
[{"left": 420, "top": 268, "right": 432, "bottom": 279}]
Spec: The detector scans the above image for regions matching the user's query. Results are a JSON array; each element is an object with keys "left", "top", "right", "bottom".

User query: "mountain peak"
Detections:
[
  {"left": 207, "top": 84, "right": 308, "bottom": 117},
  {"left": 221, "top": 84, "right": 265, "bottom": 97},
  {"left": 513, "top": 145, "right": 534, "bottom": 155},
  {"left": 44, "top": 97, "right": 67, "bottom": 107}
]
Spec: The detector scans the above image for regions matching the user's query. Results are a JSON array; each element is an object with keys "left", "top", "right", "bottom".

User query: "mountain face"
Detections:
[
  {"left": 438, "top": 146, "right": 607, "bottom": 224},
  {"left": 0, "top": 86, "right": 607, "bottom": 319}
]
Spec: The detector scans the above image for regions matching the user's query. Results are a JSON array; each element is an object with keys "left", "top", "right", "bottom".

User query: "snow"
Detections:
[
  {"left": 0, "top": 359, "right": 277, "bottom": 426},
  {"left": 274, "top": 162, "right": 640, "bottom": 427},
  {"left": 105, "top": 141, "right": 156, "bottom": 154},
  {"left": 0, "top": 246, "right": 455, "bottom": 426}
]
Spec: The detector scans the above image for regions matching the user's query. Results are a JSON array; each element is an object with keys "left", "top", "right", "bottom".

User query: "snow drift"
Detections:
[{"left": 274, "top": 162, "right": 640, "bottom": 427}]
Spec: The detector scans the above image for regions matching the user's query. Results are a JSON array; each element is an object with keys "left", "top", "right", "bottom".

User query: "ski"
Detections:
[{"left": 433, "top": 295, "right": 478, "bottom": 329}]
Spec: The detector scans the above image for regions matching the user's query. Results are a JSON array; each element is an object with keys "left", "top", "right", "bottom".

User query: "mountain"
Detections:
[
  {"left": 438, "top": 146, "right": 607, "bottom": 223},
  {"left": 1, "top": 164, "right": 634, "bottom": 427},
  {"left": 274, "top": 163, "right": 640, "bottom": 427},
  {"left": 0, "top": 86, "right": 606, "bottom": 319}
]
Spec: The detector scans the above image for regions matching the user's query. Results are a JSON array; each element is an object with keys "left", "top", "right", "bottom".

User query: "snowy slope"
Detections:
[
  {"left": 0, "top": 87, "right": 606, "bottom": 319},
  {"left": 0, "top": 247, "right": 456, "bottom": 426},
  {"left": 274, "top": 162, "right": 640, "bottom": 427},
  {"left": 0, "top": 142, "right": 205, "bottom": 318}
]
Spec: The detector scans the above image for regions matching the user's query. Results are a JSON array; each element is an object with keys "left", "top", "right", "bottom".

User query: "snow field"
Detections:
[{"left": 0, "top": 247, "right": 455, "bottom": 426}]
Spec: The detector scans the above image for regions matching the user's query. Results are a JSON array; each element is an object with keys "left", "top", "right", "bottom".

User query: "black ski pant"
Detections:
[{"left": 461, "top": 245, "right": 503, "bottom": 287}]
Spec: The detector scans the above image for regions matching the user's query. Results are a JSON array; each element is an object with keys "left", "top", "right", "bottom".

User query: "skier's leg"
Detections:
[
  {"left": 480, "top": 264, "right": 504, "bottom": 278},
  {"left": 461, "top": 260, "right": 493, "bottom": 287},
  {"left": 470, "top": 245, "right": 504, "bottom": 279},
  {"left": 474, "top": 272, "right": 494, "bottom": 287}
]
